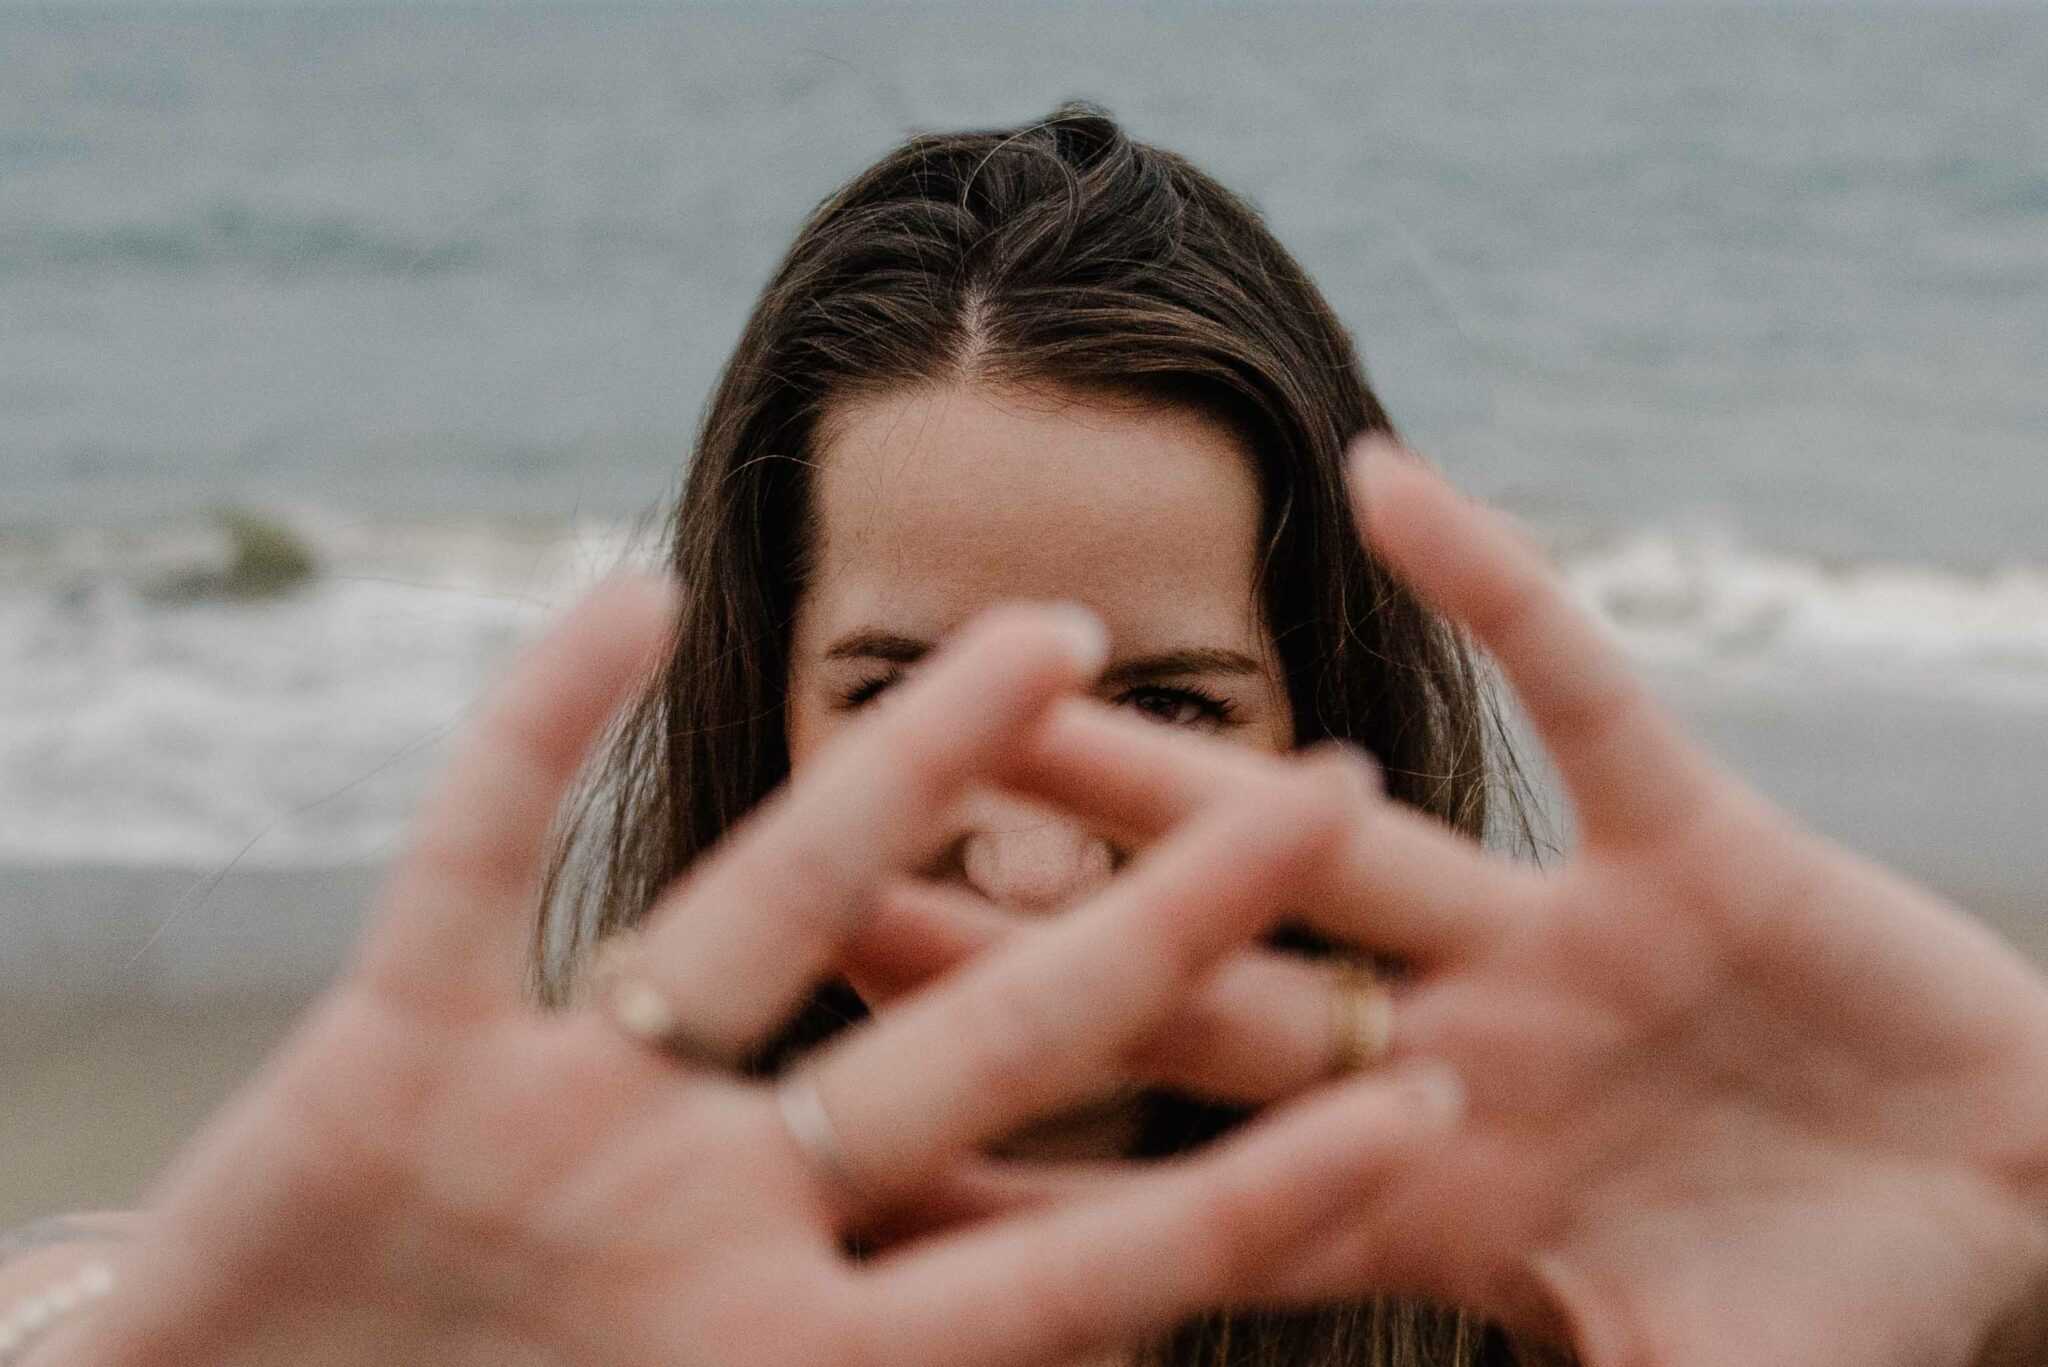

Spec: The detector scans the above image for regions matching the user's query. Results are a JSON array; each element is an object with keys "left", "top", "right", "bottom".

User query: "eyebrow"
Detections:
[{"left": 822, "top": 630, "right": 1266, "bottom": 686}]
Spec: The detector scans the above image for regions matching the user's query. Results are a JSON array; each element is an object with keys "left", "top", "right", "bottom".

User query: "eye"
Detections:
[
  {"left": 837, "top": 672, "right": 900, "bottom": 711},
  {"left": 1117, "top": 685, "right": 1235, "bottom": 730}
]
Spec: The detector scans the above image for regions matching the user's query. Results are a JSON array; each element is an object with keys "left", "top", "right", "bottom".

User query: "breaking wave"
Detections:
[{"left": 2, "top": 512, "right": 2043, "bottom": 867}]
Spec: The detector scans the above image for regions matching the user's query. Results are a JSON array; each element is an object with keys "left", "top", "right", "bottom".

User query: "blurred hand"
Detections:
[
  {"left": 44, "top": 588, "right": 1460, "bottom": 1367},
  {"left": 853, "top": 439, "right": 2048, "bottom": 1367}
]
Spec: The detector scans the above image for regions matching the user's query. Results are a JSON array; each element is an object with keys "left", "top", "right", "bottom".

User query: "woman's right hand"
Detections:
[{"left": 40, "top": 583, "right": 1458, "bottom": 1367}]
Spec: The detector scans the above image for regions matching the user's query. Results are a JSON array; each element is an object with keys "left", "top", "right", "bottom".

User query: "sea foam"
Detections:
[{"left": 2, "top": 513, "right": 2042, "bottom": 868}]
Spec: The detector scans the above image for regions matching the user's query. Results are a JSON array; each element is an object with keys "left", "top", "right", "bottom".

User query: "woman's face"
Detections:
[{"left": 788, "top": 379, "right": 1295, "bottom": 911}]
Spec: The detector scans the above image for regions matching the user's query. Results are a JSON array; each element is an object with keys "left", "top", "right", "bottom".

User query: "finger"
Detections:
[
  {"left": 842, "top": 879, "right": 1011, "bottom": 1004},
  {"left": 854, "top": 1156, "right": 1131, "bottom": 1247},
  {"left": 611, "top": 603, "right": 1107, "bottom": 1063},
  {"left": 1009, "top": 702, "right": 1537, "bottom": 961},
  {"left": 1387, "top": 975, "right": 1639, "bottom": 1120},
  {"left": 357, "top": 574, "right": 677, "bottom": 1013},
  {"left": 801, "top": 758, "right": 1355, "bottom": 1208},
  {"left": 1349, "top": 437, "right": 1717, "bottom": 846},
  {"left": 1309, "top": 791, "right": 1542, "bottom": 963},
  {"left": 1000, "top": 699, "right": 1271, "bottom": 842},
  {"left": 850, "top": 879, "right": 1386, "bottom": 1102},
  {"left": 851, "top": 1062, "right": 1465, "bottom": 1367}
]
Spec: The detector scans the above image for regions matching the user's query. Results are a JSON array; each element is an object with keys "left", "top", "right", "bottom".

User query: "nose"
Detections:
[{"left": 953, "top": 791, "right": 1114, "bottom": 913}]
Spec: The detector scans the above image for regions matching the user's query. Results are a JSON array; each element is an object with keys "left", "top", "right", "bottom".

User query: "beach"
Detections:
[{"left": 1, "top": 866, "right": 377, "bottom": 1225}]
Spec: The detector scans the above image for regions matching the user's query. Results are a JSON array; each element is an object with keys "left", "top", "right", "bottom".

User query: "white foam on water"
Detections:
[
  {"left": 2, "top": 513, "right": 2044, "bottom": 869},
  {"left": 1565, "top": 529, "right": 2048, "bottom": 704},
  {"left": 0, "top": 513, "right": 650, "bottom": 868}
]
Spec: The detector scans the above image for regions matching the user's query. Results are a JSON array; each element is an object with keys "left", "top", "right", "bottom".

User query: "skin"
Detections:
[
  {"left": 21, "top": 591, "right": 1447, "bottom": 1367},
  {"left": 788, "top": 384, "right": 2048, "bottom": 1362},
  {"left": 11, "top": 413, "right": 2048, "bottom": 1366},
  {"left": 785, "top": 380, "right": 1298, "bottom": 1163},
  {"left": 859, "top": 440, "right": 2048, "bottom": 1366},
  {"left": 788, "top": 380, "right": 1295, "bottom": 849}
]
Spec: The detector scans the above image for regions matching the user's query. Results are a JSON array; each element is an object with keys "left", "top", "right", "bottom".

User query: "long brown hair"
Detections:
[{"left": 538, "top": 103, "right": 1551, "bottom": 1367}]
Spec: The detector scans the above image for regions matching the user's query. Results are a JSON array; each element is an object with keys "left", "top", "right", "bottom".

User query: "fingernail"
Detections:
[
  {"left": 597, "top": 570, "right": 682, "bottom": 620},
  {"left": 1307, "top": 740, "right": 1384, "bottom": 800},
  {"left": 1401, "top": 1063, "right": 1467, "bottom": 1128},
  {"left": 1351, "top": 433, "right": 1426, "bottom": 487},
  {"left": 1347, "top": 433, "right": 1394, "bottom": 474},
  {"left": 610, "top": 978, "right": 679, "bottom": 1042},
  {"left": 1044, "top": 602, "right": 1110, "bottom": 676}
]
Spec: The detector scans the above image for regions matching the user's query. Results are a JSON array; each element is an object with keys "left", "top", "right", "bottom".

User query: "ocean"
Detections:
[{"left": 1, "top": 0, "right": 2045, "bottom": 960}]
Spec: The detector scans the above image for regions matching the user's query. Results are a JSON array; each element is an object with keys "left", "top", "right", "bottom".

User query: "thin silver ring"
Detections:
[{"left": 776, "top": 1074, "right": 866, "bottom": 1198}]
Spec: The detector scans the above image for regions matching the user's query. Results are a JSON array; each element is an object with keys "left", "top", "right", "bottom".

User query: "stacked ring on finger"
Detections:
[
  {"left": 1329, "top": 958, "right": 1395, "bottom": 1075},
  {"left": 589, "top": 934, "right": 872, "bottom": 1196}
]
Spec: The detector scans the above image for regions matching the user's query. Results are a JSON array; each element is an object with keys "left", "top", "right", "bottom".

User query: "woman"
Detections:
[
  {"left": 7, "top": 106, "right": 2048, "bottom": 1367},
  {"left": 532, "top": 102, "right": 1533, "bottom": 1364}
]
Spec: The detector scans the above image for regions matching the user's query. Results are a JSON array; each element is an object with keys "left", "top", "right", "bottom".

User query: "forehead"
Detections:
[{"left": 806, "top": 383, "right": 1266, "bottom": 628}]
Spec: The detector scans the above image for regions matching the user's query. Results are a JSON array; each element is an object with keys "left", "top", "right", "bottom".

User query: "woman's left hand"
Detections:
[{"left": 857, "top": 438, "right": 2048, "bottom": 1367}]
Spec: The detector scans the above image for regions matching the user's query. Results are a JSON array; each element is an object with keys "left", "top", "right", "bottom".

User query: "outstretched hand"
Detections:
[
  {"left": 1296, "top": 440, "right": 2048, "bottom": 1365},
  {"left": 855, "top": 438, "right": 2048, "bottom": 1367},
  {"left": 46, "top": 584, "right": 1460, "bottom": 1367},
  {"left": 34, "top": 441, "right": 2048, "bottom": 1367}
]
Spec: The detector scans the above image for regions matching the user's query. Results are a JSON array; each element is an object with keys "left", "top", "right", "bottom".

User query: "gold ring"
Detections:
[{"left": 1329, "top": 959, "right": 1394, "bottom": 1074}]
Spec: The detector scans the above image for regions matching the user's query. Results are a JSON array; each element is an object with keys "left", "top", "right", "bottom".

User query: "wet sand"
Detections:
[
  {"left": 1, "top": 992, "right": 312, "bottom": 1225},
  {"left": 1, "top": 864, "right": 377, "bottom": 1223}
]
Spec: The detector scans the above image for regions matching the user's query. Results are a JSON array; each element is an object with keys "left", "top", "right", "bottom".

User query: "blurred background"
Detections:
[{"left": 2, "top": 0, "right": 2044, "bottom": 1223}]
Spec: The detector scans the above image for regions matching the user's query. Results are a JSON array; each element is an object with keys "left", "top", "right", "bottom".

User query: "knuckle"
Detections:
[
  {"left": 1480, "top": 551, "right": 1557, "bottom": 635},
  {"left": 846, "top": 693, "right": 983, "bottom": 821},
  {"left": 474, "top": 707, "right": 573, "bottom": 806},
  {"left": 1547, "top": 673, "right": 1646, "bottom": 753},
  {"left": 1248, "top": 759, "right": 1360, "bottom": 859},
  {"left": 949, "top": 973, "right": 1075, "bottom": 1106},
  {"left": 760, "top": 832, "right": 867, "bottom": 945},
  {"left": 1458, "top": 563, "right": 1534, "bottom": 642},
  {"left": 414, "top": 742, "right": 553, "bottom": 879}
]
